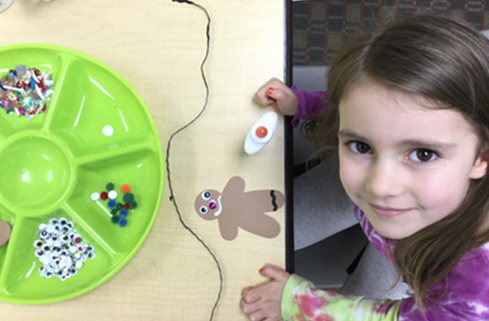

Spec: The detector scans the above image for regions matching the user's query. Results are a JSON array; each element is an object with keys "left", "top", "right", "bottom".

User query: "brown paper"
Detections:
[{"left": 194, "top": 176, "right": 284, "bottom": 241}]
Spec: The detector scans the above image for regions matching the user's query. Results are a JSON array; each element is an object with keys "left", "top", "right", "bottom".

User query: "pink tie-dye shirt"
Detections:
[{"left": 282, "top": 88, "right": 489, "bottom": 321}]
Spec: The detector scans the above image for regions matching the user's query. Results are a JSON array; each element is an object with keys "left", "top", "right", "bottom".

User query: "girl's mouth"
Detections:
[{"left": 369, "top": 203, "right": 412, "bottom": 218}]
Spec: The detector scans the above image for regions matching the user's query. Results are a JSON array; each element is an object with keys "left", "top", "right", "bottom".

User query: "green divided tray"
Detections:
[{"left": 0, "top": 44, "right": 164, "bottom": 304}]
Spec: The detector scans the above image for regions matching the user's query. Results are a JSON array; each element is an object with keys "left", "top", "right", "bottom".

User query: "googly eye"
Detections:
[
  {"left": 42, "top": 244, "right": 51, "bottom": 251},
  {"left": 38, "top": 223, "right": 47, "bottom": 231},
  {"left": 39, "top": 230, "right": 49, "bottom": 239},
  {"left": 201, "top": 191, "right": 211, "bottom": 201},
  {"left": 33, "top": 240, "right": 43, "bottom": 248},
  {"left": 40, "top": 255, "right": 50, "bottom": 265},
  {"left": 59, "top": 218, "right": 68, "bottom": 225},
  {"left": 199, "top": 206, "right": 208, "bottom": 215},
  {"left": 46, "top": 224, "right": 55, "bottom": 233},
  {"left": 80, "top": 255, "right": 87, "bottom": 262},
  {"left": 67, "top": 222, "right": 74, "bottom": 229},
  {"left": 86, "top": 245, "right": 94, "bottom": 252},
  {"left": 45, "top": 272, "right": 52, "bottom": 278},
  {"left": 49, "top": 219, "right": 58, "bottom": 225},
  {"left": 61, "top": 235, "right": 69, "bottom": 242},
  {"left": 88, "top": 251, "right": 96, "bottom": 259},
  {"left": 76, "top": 244, "right": 86, "bottom": 253},
  {"left": 34, "top": 249, "right": 44, "bottom": 257},
  {"left": 53, "top": 224, "right": 62, "bottom": 232}
]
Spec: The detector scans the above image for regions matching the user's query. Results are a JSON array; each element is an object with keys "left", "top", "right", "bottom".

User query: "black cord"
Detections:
[{"left": 166, "top": 1, "right": 223, "bottom": 320}]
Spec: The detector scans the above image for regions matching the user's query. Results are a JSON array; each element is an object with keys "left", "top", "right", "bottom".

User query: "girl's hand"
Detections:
[
  {"left": 254, "top": 78, "right": 298, "bottom": 116},
  {"left": 240, "top": 265, "right": 291, "bottom": 321}
]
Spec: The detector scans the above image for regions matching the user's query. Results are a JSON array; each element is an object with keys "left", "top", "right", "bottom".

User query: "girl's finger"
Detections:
[
  {"left": 242, "top": 286, "right": 262, "bottom": 304},
  {"left": 254, "top": 88, "right": 276, "bottom": 106},
  {"left": 266, "top": 87, "right": 285, "bottom": 101},
  {"left": 240, "top": 298, "right": 262, "bottom": 316},
  {"left": 247, "top": 308, "right": 267, "bottom": 321},
  {"left": 259, "top": 265, "right": 290, "bottom": 281}
]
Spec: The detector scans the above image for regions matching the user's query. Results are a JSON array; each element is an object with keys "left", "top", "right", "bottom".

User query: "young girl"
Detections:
[{"left": 241, "top": 14, "right": 489, "bottom": 321}]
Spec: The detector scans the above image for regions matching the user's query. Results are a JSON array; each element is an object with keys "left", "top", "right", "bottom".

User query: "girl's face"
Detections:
[{"left": 338, "top": 82, "right": 488, "bottom": 240}]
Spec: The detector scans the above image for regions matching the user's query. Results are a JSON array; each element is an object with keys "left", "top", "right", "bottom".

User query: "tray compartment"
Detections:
[
  {"left": 48, "top": 58, "right": 155, "bottom": 158},
  {"left": 0, "top": 209, "right": 112, "bottom": 303},
  {"left": 0, "top": 47, "right": 64, "bottom": 134},
  {"left": 66, "top": 148, "right": 162, "bottom": 254}
]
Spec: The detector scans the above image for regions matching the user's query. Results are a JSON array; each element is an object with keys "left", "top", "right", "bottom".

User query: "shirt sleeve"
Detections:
[
  {"left": 290, "top": 85, "right": 327, "bottom": 128},
  {"left": 281, "top": 274, "right": 401, "bottom": 321}
]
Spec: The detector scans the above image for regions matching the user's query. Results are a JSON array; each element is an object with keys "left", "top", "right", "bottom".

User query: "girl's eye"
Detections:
[
  {"left": 409, "top": 149, "right": 437, "bottom": 162},
  {"left": 348, "top": 141, "right": 371, "bottom": 154}
]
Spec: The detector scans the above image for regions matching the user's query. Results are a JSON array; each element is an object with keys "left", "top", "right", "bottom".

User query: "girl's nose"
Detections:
[{"left": 365, "top": 159, "right": 404, "bottom": 198}]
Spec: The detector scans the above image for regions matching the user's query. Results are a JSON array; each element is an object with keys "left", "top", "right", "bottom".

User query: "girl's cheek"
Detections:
[
  {"left": 408, "top": 167, "right": 470, "bottom": 224},
  {"left": 339, "top": 158, "right": 363, "bottom": 196}
]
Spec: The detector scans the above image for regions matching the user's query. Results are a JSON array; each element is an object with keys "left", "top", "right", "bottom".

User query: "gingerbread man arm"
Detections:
[{"left": 222, "top": 176, "right": 245, "bottom": 195}]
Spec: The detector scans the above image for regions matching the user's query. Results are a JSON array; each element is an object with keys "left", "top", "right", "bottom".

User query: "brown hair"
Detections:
[{"left": 306, "top": 14, "right": 489, "bottom": 309}]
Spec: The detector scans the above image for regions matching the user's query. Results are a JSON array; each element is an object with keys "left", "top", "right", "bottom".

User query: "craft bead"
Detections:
[
  {"left": 106, "top": 183, "right": 114, "bottom": 191},
  {"left": 102, "top": 125, "right": 114, "bottom": 137},
  {"left": 90, "top": 192, "right": 100, "bottom": 201},
  {"left": 100, "top": 191, "right": 108, "bottom": 201},
  {"left": 121, "top": 184, "right": 131, "bottom": 193},
  {"left": 123, "top": 193, "right": 134, "bottom": 203},
  {"left": 108, "top": 199, "right": 116, "bottom": 208},
  {"left": 120, "top": 209, "right": 128, "bottom": 217},
  {"left": 118, "top": 218, "right": 127, "bottom": 227},
  {"left": 108, "top": 190, "right": 118, "bottom": 200}
]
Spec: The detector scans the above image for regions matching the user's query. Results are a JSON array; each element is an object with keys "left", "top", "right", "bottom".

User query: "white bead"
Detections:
[
  {"left": 103, "top": 125, "right": 114, "bottom": 137},
  {"left": 108, "top": 190, "right": 118, "bottom": 200}
]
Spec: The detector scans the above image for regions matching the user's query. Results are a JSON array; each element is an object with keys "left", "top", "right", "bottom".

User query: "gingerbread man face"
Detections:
[{"left": 195, "top": 189, "right": 221, "bottom": 221}]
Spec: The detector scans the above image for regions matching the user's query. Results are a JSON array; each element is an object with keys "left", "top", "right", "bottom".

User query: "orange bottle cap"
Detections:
[{"left": 255, "top": 126, "right": 268, "bottom": 138}]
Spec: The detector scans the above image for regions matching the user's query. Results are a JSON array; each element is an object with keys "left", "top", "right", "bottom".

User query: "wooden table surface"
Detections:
[{"left": 0, "top": 0, "right": 288, "bottom": 320}]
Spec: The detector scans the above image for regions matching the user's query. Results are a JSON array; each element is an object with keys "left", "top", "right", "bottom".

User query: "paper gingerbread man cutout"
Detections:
[{"left": 194, "top": 176, "right": 284, "bottom": 241}]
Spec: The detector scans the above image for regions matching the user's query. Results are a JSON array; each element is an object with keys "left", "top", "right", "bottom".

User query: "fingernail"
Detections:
[
  {"left": 267, "top": 87, "right": 273, "bottom": 95},
  {"left": 259, "top": 268, "right": 264, "bottom": 274}
]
